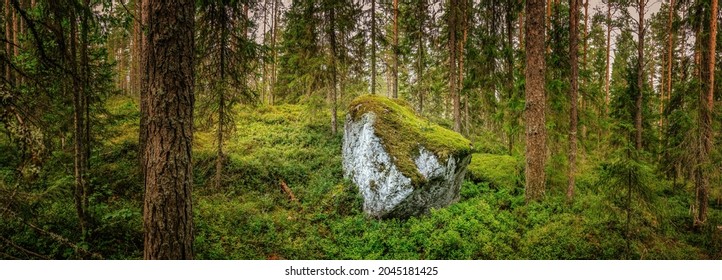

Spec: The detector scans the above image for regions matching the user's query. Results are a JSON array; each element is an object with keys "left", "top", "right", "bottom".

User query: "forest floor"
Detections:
[{"left": 1, "top": 95, "right": 721, "bottom": 259}]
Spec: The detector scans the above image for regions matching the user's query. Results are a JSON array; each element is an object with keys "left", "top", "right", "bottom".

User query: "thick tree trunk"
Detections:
[
  {"left": 142, "top": 0, "right": 195, "bottom": 260},
  {"left": 567, "top": 0, "right": 579, "bottom": 201},
  {"left": 525, "top": 0, "right": 547, "bottom": 202}
]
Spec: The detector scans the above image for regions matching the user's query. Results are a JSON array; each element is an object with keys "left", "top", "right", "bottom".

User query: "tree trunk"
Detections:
[
  {"left": 270, "top": 0, "right": 279, "bottom": 105},
  {"left": 261, "top": 0, "right": 268, "bottom": 104},
  {"left": 132, "top": 0, "right": 143, "bottom": 96},
  {"left": 142, "top": 0, "right": 195, "bottom": 260},
  {"left": 507, "top": 1, "right": 517, "bottom": 155},
  {"left": 605, "top": 2, "right": 611, "bottom": 116},
  {"left": 417, "top": 0, "right": 425, "bottom": 113},
  {"left": 371, "top": 0, "right": 376, "bottom": 95},
  {"left": 5, "top": 0, "right": 11, "bottom": 84},
  {"left": 581, "top": 0, "right": 588, "bottom": 139},
  {"left": 525, "top": 0, "right": 547, "bottom": 202},
  {"left": 695, "top": 0, "right": 716, "bottom": 227},
  {"left": 449, "top": 0, "right": 460, "bottom": 133},
  {"left": 635, "top": 0, "right": 645, "bottom": 151},
  {"left": 215, "top": 11, "right": 228, "bottom": 190},
  {"left": 458, "top": 0, "right": 468, "bottom": 134},
  {"left": 139, "top": 0, "right": 149, "bottom": 182},
  {"left": 567, "top": 0, "right": 579, "bottom": 201},
  {"left": 328, "top": 3, "right": 338, "bottom": 135},
  {"left": 392, "top": 0, "right": 398, "bottom": 99},
  {"left": 665, "top": 0, "right": 675, "bottom": 127}
]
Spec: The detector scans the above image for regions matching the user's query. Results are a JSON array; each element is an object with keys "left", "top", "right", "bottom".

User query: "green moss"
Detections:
[
  {"left": 467, "top": 153, "right": 521, "bottom": 189},
  {"left": 348, "top": 95, "right": 472, "bottom": 186}
]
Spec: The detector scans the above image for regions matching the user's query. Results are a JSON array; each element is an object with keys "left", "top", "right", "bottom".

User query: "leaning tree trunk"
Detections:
[
  {"left": 525, "top": 0, "right": 547, "bottom": 202},
  {"left": 142, "top": 0, "right": 195, "bottom": 260}
]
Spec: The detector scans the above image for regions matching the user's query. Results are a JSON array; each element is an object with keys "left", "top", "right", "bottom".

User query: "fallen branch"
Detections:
[
  {"left": 1, "top": 207, "right": 103, "bottom": 259},
  {"left": 280, "top": 180, "right": 299, "bottom": 204},
  {"left": 0, "top": 250, "right": 20, "bottom": 260},
  {"left": 0, "top": 235, "right": 49, "bottom": 260}
]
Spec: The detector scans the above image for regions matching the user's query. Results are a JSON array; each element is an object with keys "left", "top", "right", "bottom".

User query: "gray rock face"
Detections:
[{"left": 342, "top": 113, "right": 471, "bottom": 219}]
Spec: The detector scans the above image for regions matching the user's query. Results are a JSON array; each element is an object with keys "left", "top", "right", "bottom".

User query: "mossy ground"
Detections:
[
  {"left": 0, "top": 96, "right": 720, "bottom": 259},
  {"left": 348, "top": 95, "right": 472, "bottom": 186},
  {"left": 467, "top": 153, "right": 522, "bottom": 189}
]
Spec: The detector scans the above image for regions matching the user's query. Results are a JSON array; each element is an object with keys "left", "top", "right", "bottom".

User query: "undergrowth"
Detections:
[{"left": 0, "top": 97, "right": 719, "bottom": 259}]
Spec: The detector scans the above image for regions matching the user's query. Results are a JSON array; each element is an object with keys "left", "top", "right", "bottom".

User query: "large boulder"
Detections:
[{"left": 342, "top": 95, "right": 472, "bottom": 219}]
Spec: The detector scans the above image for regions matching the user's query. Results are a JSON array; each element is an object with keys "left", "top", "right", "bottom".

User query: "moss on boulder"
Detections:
[
  {"left": 343, "top": 95, "right": 472, "bottom": 218},
  {"left": 347, "top": 95, "right": 472, "bottom": 187}
]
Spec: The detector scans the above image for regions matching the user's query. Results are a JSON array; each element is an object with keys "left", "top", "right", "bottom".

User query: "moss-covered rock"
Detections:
[
  {"left": 347, "top": 95, "right": 472, "bottom": 185},
  {"left": 467, "top": 153, "right": 521, "bottom": 189},
  {"left": 343, "top": 95, "right": 472, "bottom": 219}
]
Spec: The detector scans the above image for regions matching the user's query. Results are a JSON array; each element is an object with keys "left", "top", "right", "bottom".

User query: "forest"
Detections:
[{"left": 0, "top": 0, "right": 720, "bottom": 260}]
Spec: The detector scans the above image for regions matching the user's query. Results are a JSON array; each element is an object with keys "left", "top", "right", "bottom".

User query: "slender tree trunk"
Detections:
[
  {"left": 270, "top": 0, "right": 279, "bottom": 105},
  {"left": 68, "top": 7, "right": 88, "bottom": 240},
  {"left": 328, "top": 3, "right": 338, "bottom": 135},
  {"left": 626, "top": 160, "right": 632, "bottom": 259},
  {"left": 507, "top": 1, "right": 516, "bottom": 155},
  {"left": 525, "top": 0, "right": 547, "bottom": 202},
  {"left": 665, "top": 0, "right": 675, "bottom": 125},
  {"left": 449, "top": 0, "right": 460, "bottom": 132},
  {"left": 215, "top": 13, "right": 228, "bottom": 190},
  {"left": 605, "top": 2, "right": 611, "bottom": 116},
  {"left": 459, "top": 0, "right": 468, "bottom": 134},
  {"left": 695, "top": 0, "right": 716, "bottom": 227},
  {"left": 139, "top": 0, "right": 149, "bottom": 181},
  {"left": 261, "top": 0, "right": 268, "bottom": 104},
  {"left": 635, "top": 0, "right": 646, "bottom": 150},
  {"left": 81, "top": 0, "right": 92, "bottom": 239},
  {"left": 417, "top": 0, "right": 425, "bottom": 113},
  {"left": 371, "top": 0, "right": 376, "bottom": 95},
  {"left": 132, "top": 0, "right": 143, "bottom": 96},
  {"left": 567, "top": 0, "right": 579, "bottom": 201},
  {"left": 392, "top": 0, "right": 398, "bottom": 99},
  {"left": 142, "top": 0, "right": 195, "bottom": 260},
  {"left": 5, "top": 0, "right": 11, "bottom": 84},
  {"left": 12, "top": 0, "right": 17, "bottom": 86},
  {"left": 581, "top": 0, "right": 588, "bottom": 139}
]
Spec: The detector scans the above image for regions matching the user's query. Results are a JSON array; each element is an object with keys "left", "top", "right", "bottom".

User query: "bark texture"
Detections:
[
  {"left": 142, "top": 0, "right": 195, "bottom": 260},
  {"left": 525, "top": 0, "right": 547, "bottom": 202}
]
